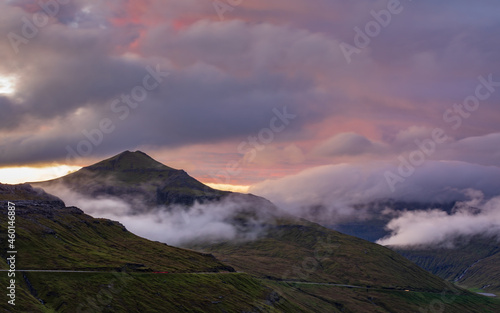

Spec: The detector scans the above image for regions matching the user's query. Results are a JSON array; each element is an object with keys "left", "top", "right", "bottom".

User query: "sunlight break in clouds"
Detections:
[
  {"left": 0, "top": 75, "right": 17, "bottom": 94},
  {"left": 0, "top": 165, "right": 81, "bottom": 184},
  {"left": 205, "top": 183, "right": 250, "bottom": 193}
]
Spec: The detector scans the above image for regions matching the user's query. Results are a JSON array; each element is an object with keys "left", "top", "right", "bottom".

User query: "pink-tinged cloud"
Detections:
[{"left": 1, "top": 0, "right": 500, "bottom": 199}]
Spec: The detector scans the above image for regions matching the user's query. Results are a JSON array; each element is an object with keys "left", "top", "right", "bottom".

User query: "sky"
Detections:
[{"left": 1, "top": 0, "right": 500, "bottom": 245}]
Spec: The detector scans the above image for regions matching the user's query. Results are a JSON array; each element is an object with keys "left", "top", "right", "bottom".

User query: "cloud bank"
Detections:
[
  {"left": 377, "top": 191, "right": 500, "bottom": 246},
  {"left": 42, "top": 184, "right": 275, "bottom": 246},
  {"left": 249, "top": 160, "right": 500, "bottom": 245}
]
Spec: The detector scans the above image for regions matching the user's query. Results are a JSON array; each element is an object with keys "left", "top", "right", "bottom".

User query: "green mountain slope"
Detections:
[
  {"left": 266, "top": 280, "right": 500, "bottom": 313},
  {"left": 0, "top": 272, "right": 299, "bottom": 313},
  {"left": 0, "top": 184, "right": 296, "bottom": 312},
  {"left": 188, "top": 217, "right": 458, "bottom": 292},
  {"left": 0, "top": 184, "right": 231, "bottom": 272},
  {"left": 393, "top": 236, "right": 500, "bottom": 295},
  {"left": 188, "top": 219, "right": 500, "bottom": 311}
]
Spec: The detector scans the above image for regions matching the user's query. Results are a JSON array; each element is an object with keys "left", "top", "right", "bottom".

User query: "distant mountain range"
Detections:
[{"left": 1, "top": 150, "right": 497, "bottom": 312}]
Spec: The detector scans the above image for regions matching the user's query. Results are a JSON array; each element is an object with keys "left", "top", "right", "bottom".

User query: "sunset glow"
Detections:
[
  {"left": 204, "top": 183, "right": 250, "bottom": 193},
  {"left": 0, "top": 165, "right": 81, "bottom": 184}
]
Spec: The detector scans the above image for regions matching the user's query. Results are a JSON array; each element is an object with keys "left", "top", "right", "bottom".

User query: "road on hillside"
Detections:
[
  {"left": 280, "top": 280, "right": 413, "bottom": 292},
  {"left": 4, "top": 269, "right": 495, "bottom": 297},
  {"left": 0, "top": 269, "right": 241, "bottom": 274},
  {"left": 279, "top": 280, "right": 498, "bottom": 297}
]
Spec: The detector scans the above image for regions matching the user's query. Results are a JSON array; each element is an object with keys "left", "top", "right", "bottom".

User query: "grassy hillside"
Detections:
[
  {"left": 0, "top": 183, "right": 300, "bottom": 312},
  {"left": 3, "top": 272, "right": 499, "bottom": 313},
  {"left": 265, "top": 280, "right": 500, "bottom": 313},
  {"left": 186, "top": 217, "right": 500, "bottom": 312},
  {"left": 188, "top": 217, "right": 461, "bottom": 292},
  {"left": 393, "top": 236, "right": 500, "bottom": 294},
  {"left": 0, "top": 272, "right": 297, "bottom": 313},
  {"left": 0, "top": 187, "right": 231, "bottom": 273}
]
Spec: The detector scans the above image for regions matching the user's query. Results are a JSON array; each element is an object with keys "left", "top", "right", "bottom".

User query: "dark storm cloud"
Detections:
[
  {"left": 0, "top": 96, "right": 19, "bottom": 129},
  {"left": 1, "top": 0, "right": 500, "bottom": 168},
  {"left": 0, "top": 1, "right": 328, "bottom": 165}
]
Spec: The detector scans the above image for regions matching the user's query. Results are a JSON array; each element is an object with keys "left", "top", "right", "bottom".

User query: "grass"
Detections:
[
  {"left": 2, "top": 272, "right": 499, "bottom": 313},
  {"left": 188, "top": 217, "right": 460, "bottom": 293},
  {"left": 262, "top": 280, "right": 500, "bottom": 313},
  {"left": 0, "top": 272, "right": 300, "bottom": 312},
  {"left": 393, "top": 235, "right": 500, "bottom": 293}
]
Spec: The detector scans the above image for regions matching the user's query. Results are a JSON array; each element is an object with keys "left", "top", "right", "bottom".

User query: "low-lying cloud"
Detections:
[
  {"left": 42, "top": 184, "right": 274, "bottom": 246},
  {"left": 377, "top": 191, "right": 500, "bottom": 247},
  {"left": 249, "top": 160, "right": 500, "bottom": 245}
]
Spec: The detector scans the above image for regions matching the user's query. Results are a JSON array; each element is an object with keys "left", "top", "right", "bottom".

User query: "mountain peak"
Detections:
[
  {"left": 85, "top": 150, "right": 174, "bottom": 172},
  {"left": 35, "top": 150, "right": 227, "bottom": 207}
]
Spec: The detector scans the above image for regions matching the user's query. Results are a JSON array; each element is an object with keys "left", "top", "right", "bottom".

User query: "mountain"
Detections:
[
  {"left": 392, "top": 235, "right": 500, "bottom": 295},
  {"left": 35, "top": 150, "right": 229, "bottom": 209},
  {"left": 187, "top": 217, "right": 500, "bottom": 311},
  {"left": 29, "top": 150, "right": 500, "bottom": 312},
  {"left": 34, "top": 150, "right": 281, "bottom": 244},
  {"left": 0, "top": 183, "right": 298, "bottom": 312}
]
